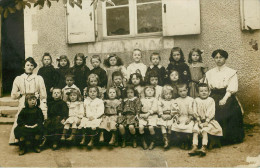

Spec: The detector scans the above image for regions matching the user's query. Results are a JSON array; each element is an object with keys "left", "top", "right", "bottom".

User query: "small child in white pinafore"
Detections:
[
  {"left": 172, "top": 83, "right": 195, "bottom": 149},
  {"left": 61, "top": 89, "right": 83, "bottom": 142},
  {"left": 188, "top": 83, "right": 223, "bottom": 156},
  {"left": 128, "top": 72, "right": 145, "bottom": 98},
  {"left": 157, "top": 85, "right": 179, "bottom": 149},
  {"left": 78, "top": 86, "right": 104, "bottom": 147},
  {"left": 62, "top": 74, "right": 81, "bottom": 102},
  {"left": 99, "top": 87, "right": 121, "bottom": 146},
  {"left": 139, "top": 85, "right": 159, "bottom": 150}
]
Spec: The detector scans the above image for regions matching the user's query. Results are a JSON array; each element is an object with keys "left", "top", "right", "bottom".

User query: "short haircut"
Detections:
[
  {"left": 112, "top": 71, "right": 123, "bottom": 80},
  {"left": 24, "top": 57, "right": 37, "bottom": 68},
  {"left": 198, "top": 83, "right": 209, "bottom": 90},
  {"left": 150, "top": 52, "right": 161, "bottom": 60},
  {"left": 212, "top": 49, "right": 228, "bottom": 59},
  {"left": 176, "top": 83, "right": 188, "bottom": 91},
  {"left": 65, "top": 74, "right": 75, "bottom": 80},
  {"left": 91, "top": 55, "right": 101, "bottom": 63}
]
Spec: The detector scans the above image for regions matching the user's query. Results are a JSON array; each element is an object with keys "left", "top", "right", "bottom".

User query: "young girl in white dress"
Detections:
[
  {"left": 157, "top": 85, "right": 179, "bottom": 149},
  {"left": 139, "top": 85, "right": 159, "bottom": 150},
  {"left": 189, "top": 83, "right": 223, "bottom": 156},
  {"left": 61, "top": 89, "right": 83, "bottom": 142},
  {"left": 172, "top": 83, "right": 195, "bottom": 149},
  {"left": 78, "top": 86, "right": 104, "bottom": 147}
]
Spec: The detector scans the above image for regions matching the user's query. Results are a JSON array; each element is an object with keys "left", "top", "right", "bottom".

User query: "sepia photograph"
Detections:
[{"left": 0, "top": 0, "right": 259, "bottom": 167}]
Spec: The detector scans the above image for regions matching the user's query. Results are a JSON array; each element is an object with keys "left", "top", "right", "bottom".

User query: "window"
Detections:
[{"left": 103, "top": 0, "right": 162, "bottom": 37}]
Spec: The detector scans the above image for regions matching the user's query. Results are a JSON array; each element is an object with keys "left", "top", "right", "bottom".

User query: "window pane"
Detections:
[
  {"left": 137, "top": 3, "right": 162, "bottom": 34},
  {"left": 137, "top": 0, "right": 161, "bottom": 3},
  {"left": 106, "top": 7, "right": 130, "bottom": 36},
  {"left": 106, "top": 0, "right": 128, "bottom": 6}
]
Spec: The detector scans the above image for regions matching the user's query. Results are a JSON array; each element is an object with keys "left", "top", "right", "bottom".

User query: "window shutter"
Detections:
[
  {"left": 162, "top": 0, "right": 200, "bottom": 36},
  {"left": 66, "top": 0, "right": 95, "bottom": 44},
  {"left": 241, "top": 0, "right": 260, "bottom": 30}
]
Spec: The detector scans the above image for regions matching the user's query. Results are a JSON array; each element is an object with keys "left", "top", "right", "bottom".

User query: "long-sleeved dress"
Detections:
[
  {"left": 139, "top": 97, "right": 159, "bottom": 127},
  {"left": 37, "top": 65, "right": 59, "bottom": 103},
  {"left": 14, "top": 106, "right": 44, "bottom": 139},
  {"left": 117, "top": 97, "right": 141, "bottom": 127},
  {"left": 145, "top": 65, "right": 166, "bottom": 86},
  {"left": 127, "top": 62, "right": 147, "bottom": 80},
  {"left": 105, "top": 66, "right": 127, "bottom": 88},
  {"left": 43, "top": 99, "right": 69, "bottom": 134},
  {"left": 64, "top": 101, "right": 84, "bottom": 129},
  {"left": 78, "top": 97, "right": 104, "bottom": 129},
  {"left": 70, "top": 65, "right": 91, "bottom": 93},
  {"left": 10, "top": 73, "right": 47, "bottom": 144},
  {"left": 171, "top": 96, "right": 195, "bottom": 133},
  {"left": 157, "top": 99, "right": 179, "bottom": 127},
  {"left": 167, "top": 62, "right": 191, "bottom": 84},
  {"left": 192, "top": 97, "right": 223, "bottom": 136},
  {"left": 56, "top": 66, "right": 71, "bottom": 89},
  {"left": 99, "top": 99, "right": 121, "bottom": 131},
  {"left": 188, "top": 63, "right": 207, "bottom": 98},
  {"left": 205, "top": 65, "right": 244, "bottom": 144}
]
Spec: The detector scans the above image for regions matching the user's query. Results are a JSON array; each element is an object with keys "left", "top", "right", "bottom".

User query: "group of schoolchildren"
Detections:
[{"left": 15, "top": 47, "right": 223, "bottom": 157}]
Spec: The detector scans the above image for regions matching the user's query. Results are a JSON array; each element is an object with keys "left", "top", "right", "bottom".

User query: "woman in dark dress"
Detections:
[{"left": 205, "top": 49, "right": 244, "bottom": 145}]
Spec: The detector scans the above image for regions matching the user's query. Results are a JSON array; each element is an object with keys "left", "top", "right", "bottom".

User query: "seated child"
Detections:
[
  {"left": 40, "top": 88, "right": 69, "bottom": 150},
  {"left": 78, "top": 86, "right": 104, "bottom": 147},
  {"left": 157, "top": 85, "right": 179, "bottom": 149},
  {"left": 62, "top": 74, "right": 81, "bottom": 102},
  {"left": 146, "top": 70, "right": 163, "bottom": 100},
  {"left": 14, "top": 93, "right": 44, "bottom": 155},
  {"left": 90, "top": 55, "right": 108, "bottom": 88},
  {"left": 61, "top": 89, "right": 84, "bottom": 141},
  {"left": 111, "top": 71, "right": 125, "bottom": 99},
  {"left": 117, "top": 84, "right": 141, "bottom": 148},
  {"left": 139, "top": 85, "right": 159, "bottom": 150},
  {"left": 189, "top": 83, "right": 223, "bottom": 156},
  {"left": 99, "top": 87, "right": 121, "bottom": 146},
  {"left": 171, "top": 83, "right": 195, "bottom": 149}
]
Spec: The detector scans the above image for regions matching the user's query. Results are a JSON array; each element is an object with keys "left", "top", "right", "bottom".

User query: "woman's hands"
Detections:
[{"left": 219, "top": 98, "right": 227, "bottom": 106}]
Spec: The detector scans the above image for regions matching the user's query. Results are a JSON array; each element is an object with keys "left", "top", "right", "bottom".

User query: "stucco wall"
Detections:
[{"left": 28, "top": 0, "right": 260, "bottom": 114}]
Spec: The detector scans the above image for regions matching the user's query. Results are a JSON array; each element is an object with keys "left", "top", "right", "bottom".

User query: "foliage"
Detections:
[{"left": 0, "top": 0, "right": 114, "bottom": 18}]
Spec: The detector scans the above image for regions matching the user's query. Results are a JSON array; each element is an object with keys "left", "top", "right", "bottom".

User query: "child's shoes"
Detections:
[
  {"left": 52, "top": 142, "right": 58, "bottom": 150},
  {"left": 149, "top": 142, "right": 155, "bottom": 150},
  {"left": 141, "top": 135, "right": 148, "bottom": 150},
  {"left": 99, "top": 132, "right": 104, "bottom": 143},
  {"left": 39, "top": 136, "right": 47, "bottom": 148},
  {"left": 88, "top": 136, "right": 94, "bottom": 147},
  {"left": 133, "top": 136, "right": 137, "bottom": 148},
  {"left": 198, "top": 145, "right": 207, "bottom": 156},
  {"left": 34, "top": 146, "right": 41, "bottom": 153},
  {"left": 188, "top": 145, "right": 198, "bottom": 156}
]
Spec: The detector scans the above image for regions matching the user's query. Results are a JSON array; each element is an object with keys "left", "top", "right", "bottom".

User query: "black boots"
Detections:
[
  {"left": 67, "top": 129, "right": 77, "bottom": 141},
  {"left": 141, "top": 134, "right": 148, "bottom": 150},
  {"left": 163, "top": 133, "right": 169, "bottom": 149},
  {"left": 188, "top": 145, "right": 198, "bottom": 156},
  {"left": 18, "top": 140, "right": 26, "bottom": 156}
]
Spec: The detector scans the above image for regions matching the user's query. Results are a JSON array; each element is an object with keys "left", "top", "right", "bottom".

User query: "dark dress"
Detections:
[
  {"left": 14, "top": 107, "right": 44, "bottom": 139},
  {"left": 38, "top": 65, "right": 59, "bottom": 103},
  {"left": 145, "top": 65, "right": 166, "bottom": 86},
  {"left": 167, "top": 62, "right": 191, "bottom": 84},
  {"left": 90, "top": 67, "right": 108, "bottom": 88},
  {"left": 56, "top": 66, "right": 71, "bottom": 89},
  {"left": 43, "top": 99, "right": 69, "bottom": 135},
  {"left": 117, "top": 97, "right": 141, "bottom": 127},
  {"left": 70, "top": 65, "right": 91, "bottom": 93}
]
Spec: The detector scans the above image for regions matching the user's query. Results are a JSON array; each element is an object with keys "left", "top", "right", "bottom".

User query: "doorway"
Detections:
[{"left": 1, "top": 9, "right": 25, "bottom": 96}]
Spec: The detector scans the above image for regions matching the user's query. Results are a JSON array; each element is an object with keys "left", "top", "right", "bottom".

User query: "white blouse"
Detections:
[
  {"left": 67, "top": 101, "right": 84, "bottom": 118},
  {"left": 84, "top": 97, "right": 104, "bottom": 119},
  {"left": 11, "top": 73, "right": 47, "bottom": 100},
  {"left": 205, "top": 65, "right": 238, "bottom": 94},
  {"left": 126, "top": 62, "right": 147, "bottom": 79}
]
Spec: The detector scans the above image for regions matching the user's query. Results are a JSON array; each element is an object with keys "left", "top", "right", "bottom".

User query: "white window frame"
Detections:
[{"left": 102, "top": 0, "right": 162, "bottom": 39}]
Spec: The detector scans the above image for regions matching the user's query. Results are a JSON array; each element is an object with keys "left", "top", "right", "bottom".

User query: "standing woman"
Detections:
[
  {"left": 9, "top": 57, "right": 47, "bottom": 144},
  {"left": 205, "top": 49, "right": 244, "bottom": 145}
]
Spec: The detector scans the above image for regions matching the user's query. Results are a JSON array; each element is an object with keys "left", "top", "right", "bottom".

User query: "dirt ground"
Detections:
[{"left": 0, "top": 124, "right": 259, "bottom": 167}]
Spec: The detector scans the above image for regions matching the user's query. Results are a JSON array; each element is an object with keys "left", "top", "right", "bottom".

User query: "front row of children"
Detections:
[{"left": 15, "top": 81, "right": 223, "bottom": 157}]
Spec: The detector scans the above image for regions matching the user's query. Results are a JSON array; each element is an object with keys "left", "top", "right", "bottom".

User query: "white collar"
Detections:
[
  {"left": 150, "top": 64, "right": 162, "bottom": 69},
  {"left": 124, "top": 97, "right": 137, "bottom": 102}
]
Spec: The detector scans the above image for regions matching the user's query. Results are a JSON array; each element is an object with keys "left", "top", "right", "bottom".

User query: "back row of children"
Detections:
[{"left": 17, "top": 47, "right": 223, "bottom": 156}]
